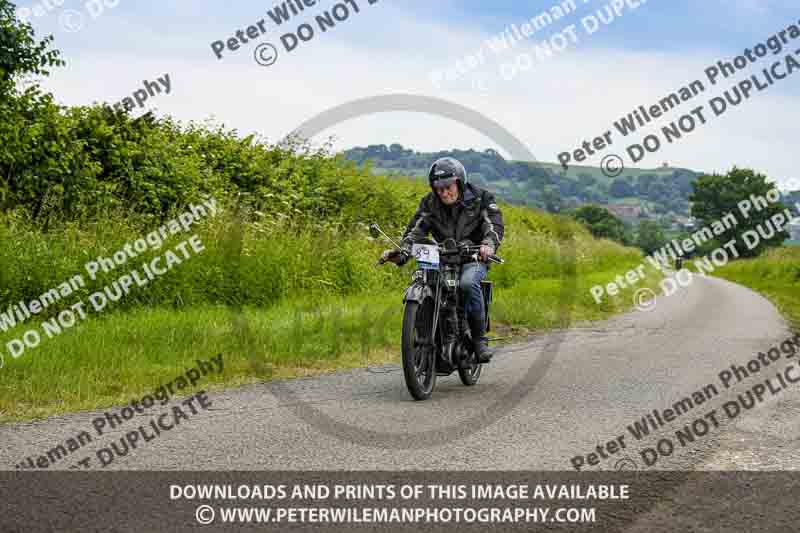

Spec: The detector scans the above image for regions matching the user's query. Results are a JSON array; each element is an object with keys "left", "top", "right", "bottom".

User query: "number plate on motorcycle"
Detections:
[{"left": 412, "top": 244, "right": 439, "bottom": 270}]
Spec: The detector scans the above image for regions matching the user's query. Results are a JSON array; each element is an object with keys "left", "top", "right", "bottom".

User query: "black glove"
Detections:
[
  {"left": 381, "top": 248, "right": 411, "bottom": 266},
  {"left": 397, "top": 248, "right": 411, "bottom": 266}
]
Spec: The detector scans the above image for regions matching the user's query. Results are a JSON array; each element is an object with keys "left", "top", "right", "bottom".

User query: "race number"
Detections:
[{"left": 412, "top": 244, "right": 439, "bottom": 266}]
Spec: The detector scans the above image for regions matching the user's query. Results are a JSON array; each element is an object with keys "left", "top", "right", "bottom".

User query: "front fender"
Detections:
[{"left": 403, "top": 282, "right": 434, "bottom": 304}]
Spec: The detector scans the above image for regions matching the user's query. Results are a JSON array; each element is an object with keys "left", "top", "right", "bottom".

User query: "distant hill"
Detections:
[
  {"left": 785, "top": 190, "right": 800, "bottom": 208},
  {"left": 343, "top": 144, "right": 702, "bottom": 224}
]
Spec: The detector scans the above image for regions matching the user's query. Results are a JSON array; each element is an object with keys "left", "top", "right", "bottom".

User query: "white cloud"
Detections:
[{"left": 37, "top": 1, "right": 800, "bottom": 188}]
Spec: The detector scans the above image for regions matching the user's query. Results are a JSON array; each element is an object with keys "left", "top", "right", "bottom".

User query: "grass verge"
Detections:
[
  {"left": 713, "top": 247, "right": 800, "bottom": 330},
  {"left": 0, "top": 261, "right": 662, "bottom": 422}
]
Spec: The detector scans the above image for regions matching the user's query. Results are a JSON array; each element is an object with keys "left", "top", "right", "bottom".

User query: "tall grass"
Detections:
[
  {"left": 0, "top": 173, "right": 659, "bottom": 421},
  {"left": 714, "top": 247, "right": 800, "bottom": 329},
  {"left": 0, "top": 190, "right": 645, "bottom": 315}
]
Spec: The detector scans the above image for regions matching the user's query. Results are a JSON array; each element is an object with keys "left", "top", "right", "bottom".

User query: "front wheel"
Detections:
[{"left": 402, "top": 299, "right": 437, "bottom": 400}]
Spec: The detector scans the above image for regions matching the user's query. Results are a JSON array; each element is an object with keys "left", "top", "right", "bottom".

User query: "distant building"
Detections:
[
  {"left": 606, "top": 205, "right": 642, "bottom": 219},
  {"left": 668, "top": 215, "right": 695, "bottom": 232}
]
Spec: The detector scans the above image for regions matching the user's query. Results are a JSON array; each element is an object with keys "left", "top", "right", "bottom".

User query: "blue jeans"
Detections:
[{"left": 460, "top": 262, "right": 488, "bottom": 338}]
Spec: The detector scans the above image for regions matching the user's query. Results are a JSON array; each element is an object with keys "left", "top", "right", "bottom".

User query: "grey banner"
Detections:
[{"left": 1, "top": 472, "right": 798, "bottom": 532}]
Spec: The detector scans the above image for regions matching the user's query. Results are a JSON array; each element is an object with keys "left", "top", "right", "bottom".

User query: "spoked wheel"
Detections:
[
  {"left": 458, "top": 329, "right": 482, "bottom": 386},
  {"left": 401, "top": 299, "right": 437, "bottom": 401}
]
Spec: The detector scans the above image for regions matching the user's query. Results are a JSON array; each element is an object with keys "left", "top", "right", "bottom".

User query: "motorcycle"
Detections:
[{"left": 370, "top": 223, "right": 505, "bottom": 401}]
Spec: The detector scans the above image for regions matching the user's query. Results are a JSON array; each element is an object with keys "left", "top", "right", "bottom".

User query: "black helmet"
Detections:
[{"left": 428, "top": 157, "right": 467, "bottom": 194}]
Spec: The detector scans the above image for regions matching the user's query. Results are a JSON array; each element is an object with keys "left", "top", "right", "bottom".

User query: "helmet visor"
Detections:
[{"left": 432, "top": 176, "right": 458, "bottom": 189}]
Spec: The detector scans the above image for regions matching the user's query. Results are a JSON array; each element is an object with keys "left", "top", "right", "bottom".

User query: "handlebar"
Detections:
[
  {"left": 369, "top": 223, "right": 505, "bottom": 267},
  {"left": 378, "top": 244, "right": 504, "bottom": 266},
  {"left": 439, "top": 244, "right": 504, "bottom": 264}
]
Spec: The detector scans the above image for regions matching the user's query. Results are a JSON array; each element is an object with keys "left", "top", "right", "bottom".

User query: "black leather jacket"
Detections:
[{"left": 400, "top": 183, "right": 505, "bottom": 253}]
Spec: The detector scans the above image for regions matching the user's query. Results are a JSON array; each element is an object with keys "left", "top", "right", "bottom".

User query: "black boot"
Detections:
[
  {"left": 474, "top": 339, "right": 494, "bottom": 363},
  {"left": 468, "top": 315, "right": 494, "bottom": 363}
]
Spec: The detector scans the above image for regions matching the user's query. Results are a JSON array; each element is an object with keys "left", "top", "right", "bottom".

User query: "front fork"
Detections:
[{"left": 439, "top": 268, "right": 461, "bottom": 365}]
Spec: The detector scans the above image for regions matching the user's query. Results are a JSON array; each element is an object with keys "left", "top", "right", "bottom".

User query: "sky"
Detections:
[{"left": 15, "top": 0, "right": 800, "bottom": 188}]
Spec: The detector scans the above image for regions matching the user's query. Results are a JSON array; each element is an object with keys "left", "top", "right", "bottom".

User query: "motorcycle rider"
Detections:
[{"left": 382, "top": 157, "right": 505, "bottom": 363}]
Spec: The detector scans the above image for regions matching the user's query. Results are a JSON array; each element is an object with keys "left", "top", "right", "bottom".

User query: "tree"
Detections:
[
  {"left": 0, "top": 1, "right": 69, "bottom": 218},
  {"left": 558, "top": 178, "right": 578, "bottom": 197},
  {"left": 578, "top": 173, "right": 596, "bottom": 188},
  {"left": 541, "top": 185, "right": 561, "bottom": 213},
  {"left": 0, "top": 0, "right": 64, "bottom": 96},
  {"left": 671, "top": 169, "right": 697, "bottom": 195},
  {"left": 385, "top": 143, "right": 404, "bottom": 160},
  {"left": 690, "top": 167, "right": 789, "bottom": 257},
  {"left": 636, "top": 220, "right": 666, "bottom": 254},
  {"left": 647, "top": 181, "right": 669, "bottom": 203},
  {"left": 571, "top": 205, "right": 630, "bottom": 245},
  {"left": 636, "top": 174, "right": 657, "bottom": 195},
  {"left": 609, "top": 178, "right": 634, "bottom": 198}
]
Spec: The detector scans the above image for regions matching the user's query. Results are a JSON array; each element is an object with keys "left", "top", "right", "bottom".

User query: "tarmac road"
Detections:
[{"left": 2, "top": 274, "right": 798, "bottom": 471}]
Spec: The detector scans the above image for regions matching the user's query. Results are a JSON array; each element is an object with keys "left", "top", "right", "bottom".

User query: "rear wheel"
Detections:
[
  {"left": 401, "top": 299, "right": 437, "bottom": 400},
  {"left": 458, "top": 329, "right": 482, "bottom": 386}
]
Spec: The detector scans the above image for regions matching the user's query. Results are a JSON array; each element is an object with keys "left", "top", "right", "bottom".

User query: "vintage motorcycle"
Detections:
[{"left": 370, "top": 223, "right": 504, "bottom": 401}]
